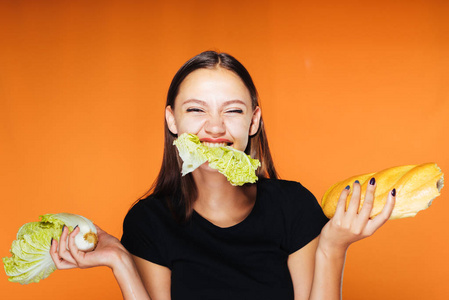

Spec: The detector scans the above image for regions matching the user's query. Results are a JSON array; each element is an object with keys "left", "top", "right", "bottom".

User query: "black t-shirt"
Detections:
[{"left": 121, "top": 178, "right": 329, "bottom": 300}]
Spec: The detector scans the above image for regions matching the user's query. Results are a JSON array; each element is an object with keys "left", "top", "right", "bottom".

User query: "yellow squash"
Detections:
[{"left": 321, "top": 163, "right": 444, "bottom": 219}]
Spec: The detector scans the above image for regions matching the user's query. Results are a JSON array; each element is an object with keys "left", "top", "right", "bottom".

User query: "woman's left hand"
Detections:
[
  {"left": 319, "top": 178, "right": 396, "bottom": 255},
  {"left": 50, "top": 224, "right": 128, "bottom": 271}
]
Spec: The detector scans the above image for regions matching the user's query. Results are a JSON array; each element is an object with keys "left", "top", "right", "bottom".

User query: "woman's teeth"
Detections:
[{"left": 202, "top": 142, "right": 228, "bottom": 148}]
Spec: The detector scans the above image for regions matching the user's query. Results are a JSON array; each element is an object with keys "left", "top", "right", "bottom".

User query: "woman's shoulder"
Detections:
[
  {"left": 257, "top": 178, "right": 328, "bottom": 236},
  {"left": 124, "top": 194, "right": 170, "bottom": 224},
  {"left": 258, "top": 177, "right": 315, "bottom": 199},
  {"left": 257, "top": 177, "right": 321, "bottom": 214}
]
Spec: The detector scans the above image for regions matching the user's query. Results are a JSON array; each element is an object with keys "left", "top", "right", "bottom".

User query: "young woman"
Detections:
[{"left": 50, "top": 51, "right": 396, "bottom": 300}]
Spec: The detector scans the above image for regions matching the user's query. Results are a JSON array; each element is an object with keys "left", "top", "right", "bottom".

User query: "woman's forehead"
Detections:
[{"left": 176, "top": 68, "right": 252, "bottom": 105}]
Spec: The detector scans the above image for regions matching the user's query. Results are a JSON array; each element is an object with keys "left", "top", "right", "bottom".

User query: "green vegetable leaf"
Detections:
[
  {"left": 3, "top": 213, "right": 96, "bottom": 284},
  {"left": 2, "top": 215, "right": 66, "bottom": 284},
  {"left": 173, "top": 133, "right": 208, "bottom": 176},
  {"left": 173, "top": 133, "right": 260, "bottom": 186}
]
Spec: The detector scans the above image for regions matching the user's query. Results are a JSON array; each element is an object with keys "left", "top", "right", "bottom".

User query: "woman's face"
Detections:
[{"left": 166, "top": 67, "right": 261, "bottom": 152}]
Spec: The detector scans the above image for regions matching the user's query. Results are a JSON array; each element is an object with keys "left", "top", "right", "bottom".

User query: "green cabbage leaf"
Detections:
[
  {"left": 3, "top": 214, "right": 71, "bottom": 284},
  {"left": 173, "top": 133, "right": 260, "bottom": 186}
]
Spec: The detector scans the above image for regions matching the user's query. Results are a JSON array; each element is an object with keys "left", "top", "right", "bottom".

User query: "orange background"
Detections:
[{"left": 1, "top": 0, "right": 448, "bottom": 299}]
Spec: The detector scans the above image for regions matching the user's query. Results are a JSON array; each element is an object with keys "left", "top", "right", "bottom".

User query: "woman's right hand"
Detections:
[
  {"left": 50, "top": 225, "right": 152, "bottom": 299},
  {"left": 50, "top": 224, "right": 128, "bottom": 271}
]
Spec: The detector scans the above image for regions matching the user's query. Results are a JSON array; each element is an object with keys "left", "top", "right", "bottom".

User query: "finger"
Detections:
[
  {"left": 58, "top": 225, "right": 68, "bottom": 252},
  {"left": 333, "top": 185, "right": 351, "bottom": 219},
  {"left": 50, "top": 238, "right": 76, "bottom": 270},
  {"left": 346, "top": 180, "right": 362, "bottom": 216},
  {"left": 67, "top": 225, "right": 81, "bottom": 253},
  {"left": 49, "top": 238, "right": 60, "bottom": 266},
  {"left": 57, "top": 226, "right": 77, "bottom": 264},
  {"left": 358, "top": 177, "right": 376, "bottom": 220},
  {"left": 366, "top": 188, "right": 396, "bottom": 235},
  {"left": 67, "top": 226, "right": 87, "bottom": 266}
]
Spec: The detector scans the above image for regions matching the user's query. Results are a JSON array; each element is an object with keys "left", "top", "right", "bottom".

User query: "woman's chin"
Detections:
[
  {"left": 193, "top": 163, "right": 228, "bottom": 180},
  {"left": 198, "top": 162, "right": 218, "bottom": 172}
]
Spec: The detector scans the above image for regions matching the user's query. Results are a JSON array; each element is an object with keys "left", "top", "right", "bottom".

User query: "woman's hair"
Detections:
[{"left": 142, "top": 50, "right": 278, "bottom": 222}]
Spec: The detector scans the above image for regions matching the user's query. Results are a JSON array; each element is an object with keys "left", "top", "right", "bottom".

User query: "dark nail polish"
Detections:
[
  {"left": 355, "top": 180, "right": 360, "bottom": 184},
  {"left": 74, "top": 225, "right": 78, "bottom": 230},
  {"left": 345, "top": 185, "right": 350, "bottom": 190},
  {"left": 391, "top": 188, "right": 396, "bottom": 197},
  {"left": 62, "top": 225, "right": 65, "bottom": 232},
  {"left": 51, "top": 237, "right": 53, "bottom": 245},
  {"left": 369, "top": 177, "right": 376, "bottom": 185}
]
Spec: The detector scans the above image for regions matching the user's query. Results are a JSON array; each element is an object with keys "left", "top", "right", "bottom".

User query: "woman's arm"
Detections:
[
  {"left": 310, "top": 179, "right": 395, "bottom": 299},
  {"left": 288, "top": 236, "right": 320, "bottom": 300},
  {"left": 289, "top": 179, "right": 395, "bottom": 300},
  {"left": 50, "top": 225, "right": 151, "bottom": 300},
  {"left": 132, "top": 255, "right": 171, "bottom": 300}
]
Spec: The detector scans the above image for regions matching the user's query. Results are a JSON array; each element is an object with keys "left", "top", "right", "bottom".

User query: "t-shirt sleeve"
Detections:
[
  {"left": 284, "top": 182, "right": 329, "bottom": 254},
  {"left": 121, "top": 199, "right": 170, "bottom": 267}
]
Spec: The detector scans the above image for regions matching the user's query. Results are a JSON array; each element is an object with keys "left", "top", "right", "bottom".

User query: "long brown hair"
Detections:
[{"left": 141, "top": 51, "right": 278, "bottom": 222}]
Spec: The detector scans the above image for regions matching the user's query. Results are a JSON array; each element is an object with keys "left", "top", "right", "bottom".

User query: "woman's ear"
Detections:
[
  {"left": 249, "top": 106, "right": 261, "bottom": 136},
  {"left": 165, "top": 106, "right": 178, "bottom": 135}
]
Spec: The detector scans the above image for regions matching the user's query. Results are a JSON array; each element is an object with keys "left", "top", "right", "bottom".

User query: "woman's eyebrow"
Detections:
[
  {"left": 182, "top": 99, "right": 208, "bottom": 106},
  {"left": 182, "top": 99, "right": 247, "bottom": 107},
  {"left": 222, "top": 100, "right": 247, "bottom": 107}
]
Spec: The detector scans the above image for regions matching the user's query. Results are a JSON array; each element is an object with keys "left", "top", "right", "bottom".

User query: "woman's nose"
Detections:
[{"left": 204, "top": 115, "right": 226, "bottom": 135}]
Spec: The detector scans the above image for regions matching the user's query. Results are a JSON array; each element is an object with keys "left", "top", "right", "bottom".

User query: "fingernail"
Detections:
[
  {"left": 369, "top": 177, "right": 376, "bottom": 185},
  {"left": 391, "top": 188, "right": 396, "bottom": 197},
  {"left": 51, "top": 237, "right": 53, "bottom": 245},
  {"left": 62, "top": 225, "right": 65, "bottom": 232},
  {"left": 355, "top": 180, "right": 360, "bottom": 184},
  {"left": 74, "top": 225, "right": 78, "bottom": 230},
  {"left": 345, "top": 185, "right": 350, "bottom": 190}
]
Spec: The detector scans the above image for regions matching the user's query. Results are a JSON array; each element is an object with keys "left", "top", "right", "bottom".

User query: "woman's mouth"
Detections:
[{"left": 202, "top": 142, "right": 230, "bottom": 148}]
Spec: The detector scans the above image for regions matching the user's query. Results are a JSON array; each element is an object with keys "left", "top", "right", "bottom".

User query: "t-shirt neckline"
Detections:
[{"left": 192, "top": 179, "right": 262, "bottom": 231}]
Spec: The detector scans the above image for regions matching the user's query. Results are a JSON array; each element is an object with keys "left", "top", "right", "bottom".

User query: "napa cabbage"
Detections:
[
  {"left": 173, "top": 133, "right": 260, "bottom": 186},
  {"left": 3, "top": 213, "right": 97, "bottom": 284}
]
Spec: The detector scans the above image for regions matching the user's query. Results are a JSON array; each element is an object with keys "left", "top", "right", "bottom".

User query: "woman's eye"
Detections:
[
  {"left": 186, "top": 108, "right": 204, "bottom": 113},
  {"left": 226, "top": 109, "right": 243, "bottom": 114}
]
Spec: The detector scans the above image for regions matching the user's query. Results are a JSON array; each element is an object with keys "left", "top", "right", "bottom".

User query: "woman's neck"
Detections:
[{"left": 192, "top": 168, "right": 257, "bottom": 228}]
